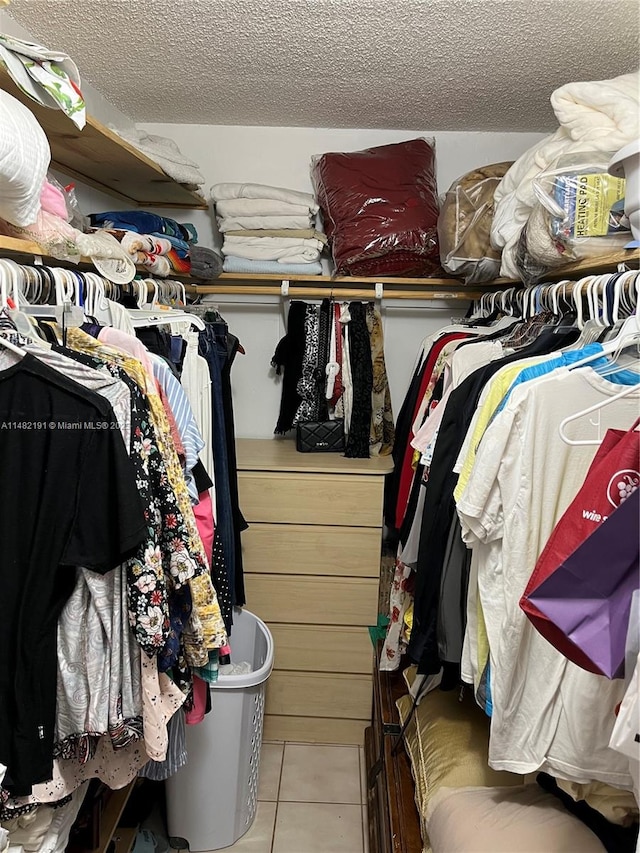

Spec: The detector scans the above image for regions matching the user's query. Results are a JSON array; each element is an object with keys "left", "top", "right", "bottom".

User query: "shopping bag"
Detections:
[
  {"left": 525, "top": 488, "right": 639, "bottom": 678},
  {"left": 520, "top": 417, "right": 639, "bottom": 673}
]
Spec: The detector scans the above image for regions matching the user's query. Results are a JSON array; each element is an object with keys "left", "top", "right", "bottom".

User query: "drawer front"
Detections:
[
  {"left": 242, "top": 523, "right": 381, "bottom": 577},
  {"left": 239, "top": 471, "right": 384, "bottom": 526},
  {"left": 264, "top": 714, "right": 366, "bottom": 745},
  {"left": 266, "top": 671, "right": 372, "bottom": 720},
  {"left": 269, "top": 624, "right": 374, "bottom": 674},
  {"left": 244, "top": 573, "right": 378, "bottom": 626}
]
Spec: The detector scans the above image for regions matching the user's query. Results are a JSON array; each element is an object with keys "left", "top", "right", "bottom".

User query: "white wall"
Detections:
[
  {"left": 139, "top": 123, "right": 546, "bottom": 438},
  {"left": 140, "top": 123, "right": 546, "bottom": 251}
]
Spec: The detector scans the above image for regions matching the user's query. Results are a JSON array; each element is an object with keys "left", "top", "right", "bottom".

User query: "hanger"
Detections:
[
  {"left": 566, "top": 275, "right": 640, "bottom": 372},
  {"left": 558, "top": 382, "right": 639, "bottom": 445},
  {"left": 129, "top": 310, "right": 206, "bottom": 331},
  {"left": 558, "top": 278, "right": 640, "bottom": 447}
]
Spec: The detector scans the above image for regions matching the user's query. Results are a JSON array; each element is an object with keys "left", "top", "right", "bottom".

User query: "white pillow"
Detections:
[
  {"left": 0, "top": 89, "right": 50, "bottom": 226},
  {"left": 426, "top": 785, "right": 607, "bottom": 853}
]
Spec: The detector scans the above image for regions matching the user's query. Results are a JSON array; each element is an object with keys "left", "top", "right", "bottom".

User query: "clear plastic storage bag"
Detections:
[
  {"left": 311, "top": 138, "right": 440, "bottom": 278},
  {"left": 437, "top": 162, "right": 512, "bottom": 284},
  {"left": 515, "top": 152, "right": 631, "bottom": 283}
]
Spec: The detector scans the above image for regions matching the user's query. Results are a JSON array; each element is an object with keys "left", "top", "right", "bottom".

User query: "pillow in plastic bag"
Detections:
[
  {"left": 516, "top": 150, "right": 632, "bottom": 282},
  {"left": 312, "top": 138, "right": 440, "bottom": 277},
  {"left": 438, "top": 162, "right": 512, "bottom": 284},
  {"left": 0, "top": 89, "right": 50, "bottom": 226}
]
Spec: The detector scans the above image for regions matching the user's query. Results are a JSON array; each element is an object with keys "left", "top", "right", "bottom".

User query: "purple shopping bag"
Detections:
[{"left": 528, "top": 488, "right": 639, "bottom": 679}]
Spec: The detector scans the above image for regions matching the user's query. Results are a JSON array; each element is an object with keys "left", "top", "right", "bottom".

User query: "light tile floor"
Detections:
[{"left": 179, "top": 741, "right": 369, "bottom": 853}]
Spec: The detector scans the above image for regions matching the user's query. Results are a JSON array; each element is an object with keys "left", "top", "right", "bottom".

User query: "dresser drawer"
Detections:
[
  {"left": 269, "top": 624, "right": 374, "bottom": 674},
  {"left": 238, "top": 471, "right": 384, "bottom": 526},
  {"left": 266, "top": 671, "right": 372, "bottom": 720},
  {"left": 241, "top": 522, "right": 381, "bottom": 577},
  {"left": 245, "top": 573, "right": 378, "bottom": 626}
]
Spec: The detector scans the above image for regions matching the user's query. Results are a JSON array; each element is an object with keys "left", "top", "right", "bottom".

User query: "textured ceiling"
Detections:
[{"left": 5, "top": 0, "right": 639, "bottom": 131}]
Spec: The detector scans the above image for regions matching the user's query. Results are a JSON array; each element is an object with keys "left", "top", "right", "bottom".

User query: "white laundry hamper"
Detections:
[{"left": 166, "top": 608, "right": 274, "bottom": 851}]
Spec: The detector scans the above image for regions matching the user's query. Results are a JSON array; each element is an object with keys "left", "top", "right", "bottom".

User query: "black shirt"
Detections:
[{"left": 0, "top": 354, "right": 146, "bottom": 794}]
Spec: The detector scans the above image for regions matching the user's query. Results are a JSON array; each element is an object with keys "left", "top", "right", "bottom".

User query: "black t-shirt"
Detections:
[{"left": 0, "top": 354, "right": 146, "bottom": 795}]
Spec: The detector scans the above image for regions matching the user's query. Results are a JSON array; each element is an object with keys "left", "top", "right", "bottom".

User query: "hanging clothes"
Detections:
[{"left": 273, "top": 299, "right": 394, "bottom": 459}]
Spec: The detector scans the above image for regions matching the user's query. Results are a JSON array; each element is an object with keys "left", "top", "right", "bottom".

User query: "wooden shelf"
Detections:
[
  {"left": 96, "top": 781, "right": 136, "bottom": 853},
  {"left": 111, "top": 826, "right": 139, "bottom": 853},
  {"left": 0, "top": 234, "right": 636, "bottom": 303},
  {"left": 494, "top": 248, "right": 640, "bottom": 284},
  {"left": 0, "top": 68, "right": 207, "bottom": 210}
]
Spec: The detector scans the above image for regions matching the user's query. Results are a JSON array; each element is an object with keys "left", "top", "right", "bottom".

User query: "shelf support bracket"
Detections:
[
  {"left": 375, "top": 282, "right": 384, "bottom": 301},
  {"left": 280, "top": 279, "right": 290, "bottom": 326}
]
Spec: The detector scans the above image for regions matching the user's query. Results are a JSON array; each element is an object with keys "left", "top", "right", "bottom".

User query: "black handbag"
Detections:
[{"left": 296, "top": 419, "right": 345, "bottom": 453}]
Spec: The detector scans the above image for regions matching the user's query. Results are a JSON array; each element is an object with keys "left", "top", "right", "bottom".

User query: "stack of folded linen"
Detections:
[{"left": 211, "top": 182, "right": 325, "bottom": 275}]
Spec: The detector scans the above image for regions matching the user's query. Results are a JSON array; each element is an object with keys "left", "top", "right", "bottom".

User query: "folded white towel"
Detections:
[
  {"left": 222, "top": 235, "right": 323, "bottom": 263},
  {"left": 211, "top": 181, "right": 318, "bottom": 212},
  {"left": 218, "top": 214, "right": 314, "bottom": 232},
  {"left": 216, "top": 198, "right": 313, "bottom": 218}
]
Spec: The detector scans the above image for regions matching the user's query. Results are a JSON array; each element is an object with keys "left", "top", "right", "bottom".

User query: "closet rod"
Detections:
[{"left": 184, "top": 285, "right": 485, "bottom": 301}]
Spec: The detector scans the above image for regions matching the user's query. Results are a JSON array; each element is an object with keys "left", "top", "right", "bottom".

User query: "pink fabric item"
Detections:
[
  {"left": 40, "top": 180, "right": 69, "bottom": 221},
  {"left": 193, "top": 490, "right": 214, "bottom": 566},
  {"left": 185, "top": 675, "right": 207, "bottom": 725},
  {"left": 98, "top": 327, "right": 156, "bottom": 384},
  {"left": 312, "top": 138, "right": 441, "bottom": 277}
]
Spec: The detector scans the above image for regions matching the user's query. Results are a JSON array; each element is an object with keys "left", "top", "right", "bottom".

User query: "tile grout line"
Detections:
[{"left": 270, "top": 741, "right": 287, "bottom": 853}]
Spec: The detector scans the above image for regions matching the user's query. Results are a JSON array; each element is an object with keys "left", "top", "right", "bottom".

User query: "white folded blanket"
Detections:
[
  {"left": 211, "top": 181, "right": 318, "bottom": 212},
  {"left": 222, "top": 235, "right": 323, "bottom": 263},
  {"left": 216, "top": 198, "right": 313, "bottom": 218},
  {"left": 492, "top": 70, "right": 640, "bottom": 279},
  {"left": 218, "top": 214, "right": 314, "bottom": 232}
]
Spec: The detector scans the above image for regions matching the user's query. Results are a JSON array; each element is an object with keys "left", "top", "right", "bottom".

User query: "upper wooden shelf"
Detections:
[
  {"left": 0, "top": 67, "right": 208, "bottom": 210},
  {"left": 493, "top": 248, "right": 640, "bottom": 284}
]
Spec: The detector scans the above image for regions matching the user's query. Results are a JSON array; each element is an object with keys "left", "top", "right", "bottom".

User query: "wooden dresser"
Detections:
[
  {"left": 236, "top": 438, "right": 393, "bottom": 745},
  {"left": 365, "top": 645, "right": 423, "bottom": 853}
]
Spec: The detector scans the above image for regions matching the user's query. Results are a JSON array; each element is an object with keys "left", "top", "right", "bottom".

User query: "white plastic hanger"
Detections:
[
  {"left": 558, "top": 382, "right": 639, "bottom": 445},
  {"left": 559, "top": 277, "right": 640, "bottom": 445},
  {"left": 0, "top": 278, "right": 26, "bottom": 358}
]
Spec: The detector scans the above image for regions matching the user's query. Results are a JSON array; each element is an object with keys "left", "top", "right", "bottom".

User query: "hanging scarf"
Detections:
[
  {"left": 345, "top": 301, "right": 373, "bottom": 458},
  {"left": 335, "top": 303, "right": 353, "bottom": 433},
  {"left": 294, "top": 303, "right": 320, "bottom": 424},
  {"left": 271, "top": 300, "right": 306, "bottom": 434},
  {"left": 315, "top": 298, "right": 331, "bottom": 422},
  {"left": 366, "top": 302, "right": 395, "bottom": 456},
  {"left": 327, "top": 302, "right": 344, "bottom": 407}
]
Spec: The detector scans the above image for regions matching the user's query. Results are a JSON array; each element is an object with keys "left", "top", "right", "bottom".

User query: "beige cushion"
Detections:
[
  {"left": 426, "top": 785, "right": 607, "bottom": 853},
  {"left": 396, "top": 678, "right": 522, "bottom": 805},
  {"left": 397, "top": 698, "right": 431, "bottom": 853}
]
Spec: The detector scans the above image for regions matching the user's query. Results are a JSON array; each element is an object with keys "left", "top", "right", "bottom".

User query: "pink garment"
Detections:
[
  {"left": 40, "top": 180, "right": 69, "bottom": 220},
  {"left": 98, "top": 326, "right": 156, "bottom": 387},
  {"left": 193, "top": 490, "right": 214, "bottom": 565},
  {"left": 411, "top": 384, "right": 454, "bottom": 454},
  {"left": 185, "top": 675, "right": 207, "bottom": 725}
]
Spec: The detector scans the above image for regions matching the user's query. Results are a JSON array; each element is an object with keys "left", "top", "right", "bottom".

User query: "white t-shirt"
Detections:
[{"left": 457, "top": 366, "right": 639, "bottom": 786}]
